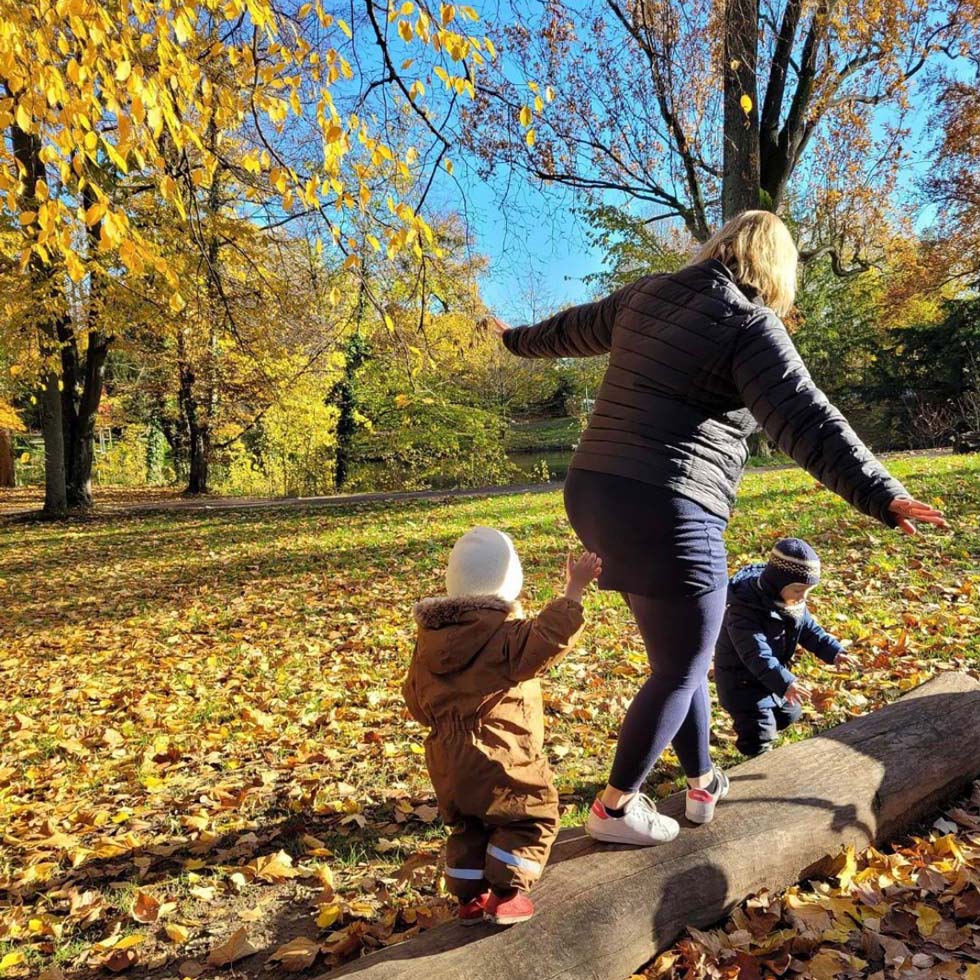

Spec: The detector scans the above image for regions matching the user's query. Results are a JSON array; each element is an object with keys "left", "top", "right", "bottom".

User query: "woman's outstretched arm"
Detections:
[
  {"left": 732, "top": 311, "right": 945, "bottom": 534},
  {"left": 490, "top": 284, "right": 631, "bottom": 359}
]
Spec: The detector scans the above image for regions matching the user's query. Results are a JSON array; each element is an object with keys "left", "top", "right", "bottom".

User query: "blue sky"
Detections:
[
  {"left": 456, "top": 166, "right": 607, "bottom": 324},
  {"left": 410, "top": 6, "right": 966, "bottom": 327}
]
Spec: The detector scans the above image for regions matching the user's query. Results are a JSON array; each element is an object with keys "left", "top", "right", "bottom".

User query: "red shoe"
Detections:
[
  {"left": 486, "top": 890, "right": 534, "bottom": 925},
  {"left": 457, "top": 891, "right": 490, "bottom": 926}
]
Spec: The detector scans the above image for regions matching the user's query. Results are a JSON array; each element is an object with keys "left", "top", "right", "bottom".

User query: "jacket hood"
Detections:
[
  {"left": 730, "top": 564, "right": 806, "bottom": 614},
  {"left": 730, "top": 564, "right": 775, "bottom": 605},
  {"left": 413, "top": 595, "right": 520, "bottom": 675}
]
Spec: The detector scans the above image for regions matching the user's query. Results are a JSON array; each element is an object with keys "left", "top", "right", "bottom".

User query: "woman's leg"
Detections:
[
  {"left": 604, "top": 587, "right": 727, "bottom": 799},
  {"left": 672, "top": 675, "right": 712, "bottom": 781}
]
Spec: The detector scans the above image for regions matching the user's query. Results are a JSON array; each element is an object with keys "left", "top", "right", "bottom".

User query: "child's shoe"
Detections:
[
  {"left": 585, "top": 794, "right": 680, "bottom": 845},
  {"left": 457, "top": 891, "right": 490, "bottom": 926},
  {"left": 486, "top": 889, "right": 534, "bottom": 925},
  {"left": 685, "top": 767, "right": 730, "bottom": 824}
]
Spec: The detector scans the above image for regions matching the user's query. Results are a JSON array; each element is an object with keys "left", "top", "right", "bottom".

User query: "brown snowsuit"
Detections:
[{"left": 403, "top": 594, "right": 585, "bottom": 898}]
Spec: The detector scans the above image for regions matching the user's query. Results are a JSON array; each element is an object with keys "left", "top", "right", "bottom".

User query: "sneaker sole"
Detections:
[
  {"left": 685, "top": 798, "right": 716, "bottom": 824},
  {"left": 490, "top": 913, "right": 533, "bottom": 925},
  {"left": 586, "top": 820, "right": 679, "bottom": 845},
  {"left": 459, "top": 916, "right": 485, "bottom": 927}
]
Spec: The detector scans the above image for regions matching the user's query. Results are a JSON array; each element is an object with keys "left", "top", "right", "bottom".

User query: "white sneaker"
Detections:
[
  {"left": 585, "top": 794, "right": 680, "bottom": 845},
  {"left": 685, "top": 767, "right": 730, "bottom": 824}
]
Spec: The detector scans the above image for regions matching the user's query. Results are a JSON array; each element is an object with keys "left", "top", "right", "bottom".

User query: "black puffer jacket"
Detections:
[{"left": 503, "top": 259, "right": 906, "bottom": 525}]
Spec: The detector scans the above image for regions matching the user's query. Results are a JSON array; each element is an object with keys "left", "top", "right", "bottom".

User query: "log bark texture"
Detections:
[{"left": 325, "top": 671, "right": 980, "bottom": 980}]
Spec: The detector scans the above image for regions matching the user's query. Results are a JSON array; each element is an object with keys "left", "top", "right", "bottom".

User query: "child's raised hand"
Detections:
[
  {"left": 784, "top": 682, "right": 811, "bottom": 707},
  {"left": 565, "top": 551, "right": 602, "bottom": 602}
]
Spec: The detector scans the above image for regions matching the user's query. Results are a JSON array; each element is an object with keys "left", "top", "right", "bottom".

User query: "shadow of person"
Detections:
[{"left": 652, "top": 862, "right": 730, "bottom": 955}]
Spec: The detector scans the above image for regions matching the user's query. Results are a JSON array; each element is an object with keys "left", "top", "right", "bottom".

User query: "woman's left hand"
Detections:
[{"left": 888, "top": 497, "right": 947, "bottom": 535}]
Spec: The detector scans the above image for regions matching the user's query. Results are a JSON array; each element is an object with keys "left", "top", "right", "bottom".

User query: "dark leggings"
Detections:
[{"left": 608, "top": 588, "right": 728, "bottom": 793}]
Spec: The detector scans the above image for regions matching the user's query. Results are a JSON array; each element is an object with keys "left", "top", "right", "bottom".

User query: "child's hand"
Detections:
[
  {"left": 833, "top": 651, "right": 857, "bottom": 670},
  {"left": 784, "top": 682, "right": 811, "bottom": 707},
  {"left": 565, "top": 551, "right": 602, "bottom": 603}
]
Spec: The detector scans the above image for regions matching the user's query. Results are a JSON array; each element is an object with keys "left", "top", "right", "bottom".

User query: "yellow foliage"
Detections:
[
  {"left": 0, "top": 398, "right": 25, "bottom": 432},
  {"left": 0, "top": 0, "right": 494, "bottom": 283}
]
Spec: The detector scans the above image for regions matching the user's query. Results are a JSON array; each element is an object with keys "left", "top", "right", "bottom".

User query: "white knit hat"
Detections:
[{"left": 445, "top": 526, "right": 523, "bottom": 601}]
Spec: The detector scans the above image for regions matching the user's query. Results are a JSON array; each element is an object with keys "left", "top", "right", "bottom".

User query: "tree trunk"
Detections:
[
  {"left": 325, "top": 672, "right": 980, "bottom": 980},
  {"left": 178, "top": 348, "right": 211, "bottom": 496},
  {"left": 186, "top": 424, "right": 211, "bottom": 495},
  {"left": 10, "top": 118, "right": 68, "bottom": 515},
  {"left": 10, "top": 116, "right": 113, "bottom": 513},
  {"left": 0, "top": 428, "right": 14, "bottom": 487},
  {"left": 62, "top": 331, "right": 110, "bottom": 509},
  {"left": 179, "top": 113, "right": 222, "bottom": 497},
  {"left": 39, "top": 353, "right": 68, "bottom": 515},
  {"left": 64, "top": 185, "right": 112, "bottom": 510},
  {"left": 722, "top": 0, "right": 761, "bottom": 220},
  {"left": 330, "top": 331, "right": 370, "bottom": 490}
]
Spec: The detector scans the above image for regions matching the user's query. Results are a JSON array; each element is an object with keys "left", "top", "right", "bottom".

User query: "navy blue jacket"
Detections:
[{"left": 714, "top": 565, "right": 844, "bottom": 697}]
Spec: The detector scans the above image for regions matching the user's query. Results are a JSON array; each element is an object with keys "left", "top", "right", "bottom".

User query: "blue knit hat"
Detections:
[{"left": 759, "top": 538, "right": 821, "bottom": 597}]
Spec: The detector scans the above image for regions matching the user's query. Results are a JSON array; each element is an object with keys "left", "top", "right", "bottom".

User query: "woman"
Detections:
[{"left": 489, "top": 211, "right": 944, "bottom": 847}]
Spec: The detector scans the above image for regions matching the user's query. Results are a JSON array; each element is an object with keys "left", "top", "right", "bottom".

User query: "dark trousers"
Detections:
[{"left": 716, "top": 672, "right": 802, "bottom": 756}]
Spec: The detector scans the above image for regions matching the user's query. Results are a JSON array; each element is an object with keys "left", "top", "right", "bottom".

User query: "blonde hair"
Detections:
[{"left": 694, "top": 211, "right": 798, "bottom": 316}]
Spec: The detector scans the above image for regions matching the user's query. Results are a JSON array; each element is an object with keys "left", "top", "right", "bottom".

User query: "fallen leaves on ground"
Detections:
[
  {"left": 644, "top": 781, "right": 980, "bottom": 980},
  {"left": 0, "top": 454, "right": 977, "bottom": 978}
]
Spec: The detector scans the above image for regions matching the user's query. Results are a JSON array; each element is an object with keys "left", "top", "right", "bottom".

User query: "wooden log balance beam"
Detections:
[{"left": 325, "top": 671, "right": 980, "bottom": 980}]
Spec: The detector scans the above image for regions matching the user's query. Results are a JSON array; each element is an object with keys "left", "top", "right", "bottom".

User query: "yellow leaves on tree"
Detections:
[
  {"left": 0, "top": 0, "right": 499, "bottom": 287},
  {"left": 0, "top": 397, "right": 25, "bottom": 432}
]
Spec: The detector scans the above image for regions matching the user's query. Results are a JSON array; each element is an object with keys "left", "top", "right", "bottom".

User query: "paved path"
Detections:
[
  {"left": 0, "top": 479, "right": 566, "bottom": 519},
  {"left": 0, "top": 448, "right": 954, "bottom": 520}
]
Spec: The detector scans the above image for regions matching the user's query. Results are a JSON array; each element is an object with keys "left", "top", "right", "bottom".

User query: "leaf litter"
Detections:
[{"left": 0, "top": 454, "right": 977, "bottom": 978}]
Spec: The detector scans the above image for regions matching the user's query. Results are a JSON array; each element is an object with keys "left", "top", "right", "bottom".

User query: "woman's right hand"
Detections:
[
  {"left": 480, "top": 314, "right": 511, "bottom": 338},
  {"left": 888, "top": 497, "right": 947, "bottom": 536}
]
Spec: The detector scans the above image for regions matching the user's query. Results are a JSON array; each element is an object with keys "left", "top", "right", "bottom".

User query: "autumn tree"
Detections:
[
  {"left": 0, "top": 397, "right": 23, "bottom": 486},
  {"left": 0, "top": 0, "right": 499, "bottom": 514},
  {"left": 466, "top": 0, "right": 971, "bottom": 254},
  {"left": 923, "top": 41, "right": 980, "bottom": 291}
]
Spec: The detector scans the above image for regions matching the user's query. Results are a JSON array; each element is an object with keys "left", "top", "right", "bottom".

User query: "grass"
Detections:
[
  {"left": 0, "top": 452, "right": 978, "bottom": 977},
  {"left": 504, "top": 416, "right": 583, "bottom": 452}
]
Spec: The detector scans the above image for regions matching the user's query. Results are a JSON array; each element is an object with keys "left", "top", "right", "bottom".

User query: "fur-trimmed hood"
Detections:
[
  {"left": 413, "top": 594, "right": 522, "bottom": 629},
  {"left": 412, "top": 594, "right": 522, "bottom": 675}
]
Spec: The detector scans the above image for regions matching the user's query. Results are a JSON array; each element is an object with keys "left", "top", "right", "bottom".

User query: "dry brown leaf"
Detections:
[
  {"left": 412, "top": 804, "right": 439, "bottom": 823},
  {"left": 269, "top": 936, "right": 320, "bottom": 972},
  {"left": 395, "top": 851, "right": 439, "bottom": 886},
  {"left": 206, "top": 926, "right": 258, "bottom": 966},
  {"left": 250, "top": 849, "right": 302, "bottom": 882},
  {"left": 104, "top": 948, "right": 139, "bottom": 972},
  {"left": 132, "top": 889, "right": 161, "bottom": 923}
]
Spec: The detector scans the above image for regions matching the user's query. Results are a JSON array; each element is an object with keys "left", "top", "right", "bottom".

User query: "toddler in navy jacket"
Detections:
[{"left": 714, "top": 538, "right": 854, "bottom": 756}]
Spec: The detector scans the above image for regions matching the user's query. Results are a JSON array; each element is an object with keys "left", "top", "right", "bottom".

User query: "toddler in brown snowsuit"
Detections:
[{"left": 403, "top": 526, "right": 600, "bottom": 926}]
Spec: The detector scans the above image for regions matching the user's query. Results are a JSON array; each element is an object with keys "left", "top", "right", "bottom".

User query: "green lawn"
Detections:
[
  {"left": 1, "top": 453, "right": 978, "bottom": 977},
  {"left": 504, "top": 416, "right": 582, "bottom": 452}
]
